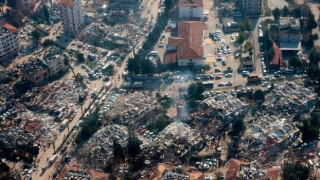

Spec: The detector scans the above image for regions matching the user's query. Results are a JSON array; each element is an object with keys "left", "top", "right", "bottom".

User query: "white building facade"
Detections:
[
  {"left": 59, "top": 0, "right": 84, "bottom": 36},
  {"left": 178, "top": 0, "right": 203, "bottom": 19},
  {"left": 0, "top": 21, "right": 19, "bottom": 63}
]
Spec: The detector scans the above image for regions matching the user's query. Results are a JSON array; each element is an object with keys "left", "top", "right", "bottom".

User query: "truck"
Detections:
[
  {"left": 247, "top": 75, "right": 261, "bottom": 83},
  {"left": 60, "top": 119, "right": 69, "bottom": 131}
]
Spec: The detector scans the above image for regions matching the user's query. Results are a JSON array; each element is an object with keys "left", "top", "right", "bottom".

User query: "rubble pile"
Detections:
[
  {"left": 102, "top": 92, "right": 160, "bottom": 125},
  {"left": 28, "top": 78, "right": 82, "bottom": 112},
  {"left": 202, "top": 93, "right": 249, "bottom": 120},
  {"left": 75, "top": 125, "right": 128, "bottom": 169},
  {"left": 238, "top": 82, "right": 316, "bottom": 162},
  {"left": 150, "top": 122, "right": 204, "bottom": 158}
]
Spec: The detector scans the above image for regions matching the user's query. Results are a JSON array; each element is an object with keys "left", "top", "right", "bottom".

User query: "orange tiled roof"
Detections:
[
  {"left": 225, "top": 159, "right": 250, "bottom": 180},
  {"left": 270, "top": 43, "right": 282, "bottom": 65},
  {"left": 164, "top": 51, "right": 177, "bottom": 64},
  {"left": 24, "top": 121, "right": 39, "bottom": 133},
  {"left": 167, "top": 21, "right": 205, "bottom": 60},
  {"left": 266, "top": 168, "right": 281, "bottom": 180},
  {"left": 59, "top": 0, "right": 74, "bottom": 6},
  {"left": 0, "top": 20, "right": 18, "bottom": 33},
  {"left": 179, "top": 0, "right": 203, "bottom": 7}
]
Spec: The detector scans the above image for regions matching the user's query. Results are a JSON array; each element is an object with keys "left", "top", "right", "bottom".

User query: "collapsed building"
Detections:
[
  {"left": 74, "top": 125, "right": 128, "bottom": 169},
  {"left": 102, "top": 92, "right": 161, "bottom": 126},
  {"left": 239, "top": 81, "right": 316, "bottom": 161},
  {"left": 143, "top": 122, "right": 204, "bottom": 162},
  {"left": 202, "top": 93, "right": 249, "bottom": 121}
]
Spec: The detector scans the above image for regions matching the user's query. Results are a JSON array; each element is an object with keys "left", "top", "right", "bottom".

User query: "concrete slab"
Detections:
[
  {"left": 205, "top": 38, "right": 213, "bottom": 44},
  {"left": 205, "top": 56, "right": 215, "bottom": 63}
]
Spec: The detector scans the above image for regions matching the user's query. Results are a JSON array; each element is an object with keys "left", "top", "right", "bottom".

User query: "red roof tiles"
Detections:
[
  {"left": 266, "top": 168, "right": 281, "bottom": 180},
  {"left": 59, "top": 0, "right": 74, "bottom": 6},
  {"left": 0, "top": 20, "right": 18, "bottom": 33},
  {"left": 164, "top": 51, "right": 177, "bottom": 64},
  {"left": 271, "top": 43, "right": 282, "bottom": 65},
  {"left": 167, "top": 21, "right": 205, "bottom": 60},
  {"left": 178, "top": 0, "right": 203, "bottom": 7}
]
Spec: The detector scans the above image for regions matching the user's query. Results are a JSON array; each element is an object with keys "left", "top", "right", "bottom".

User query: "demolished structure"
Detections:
[{"left": 75, "top": 125, "right": 128, "bottom": 169}]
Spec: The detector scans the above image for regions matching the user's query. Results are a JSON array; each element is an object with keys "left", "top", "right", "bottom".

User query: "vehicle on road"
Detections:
[
  {"left": 226, "top": 82, "right": 232, "bottom": 86},
  {"left": 225, "top": 73, "right": 232, "bottom": 77},
  {"left": 247, "top": 75, "right": 261, "bottom": 83},
  {"left": 242, "top": 71, "right": 250, "bottom": 76},
  {"left": 218, "top": 82, "right": 225, "bottom": 86}
]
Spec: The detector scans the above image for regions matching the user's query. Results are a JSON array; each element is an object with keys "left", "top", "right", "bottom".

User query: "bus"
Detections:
[
  {"left": 60, "top": 119, "right": 68, "bottom": 131},
  {"left": 258, "top": 29, "right": 263, "bottom": 42},
  {"left": 49, "top": 155, "right": 58, "bottom": 164},
  {"left": 203, "top": 81, "right": 214, "bottom": 89}
]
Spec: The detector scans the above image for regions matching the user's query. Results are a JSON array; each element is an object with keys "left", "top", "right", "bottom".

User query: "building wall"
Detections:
[
  {"left": 279, "top": 33, "right": 300, "bottom": 43},
  {"left": 20, "top": 68, "right": 49, "bottom": 86},
  {"left": 0, "top": 70, "right": 6, "bottom": 81},
  {"left": 242, "top": 0, "right": 262, "bottom": 15},
  {"left": 46, "top": 58, "right": 66, "bottom": 76},
  {"left": 167, "top": 46, "right": 177, "bottom": 50},
  {"left": 179, "top": 7, "right": 204, "bottom": 19},
  {"left": 61, "top": 0, "right": 84, "bottom": 36},
  {"left": 0, "top": 32, "right": 19, "bottom": 62},
  {"left": 178, "top": 59, "right": 204, "bottom": 66}
]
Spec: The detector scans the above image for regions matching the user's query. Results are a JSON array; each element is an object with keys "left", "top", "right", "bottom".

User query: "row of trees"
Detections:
[
  {"left": 301, "top": 112, "right": 320, "bottom": 143},
  {"left": 142, "top": 0, "right": 175, "bottom": 49}
]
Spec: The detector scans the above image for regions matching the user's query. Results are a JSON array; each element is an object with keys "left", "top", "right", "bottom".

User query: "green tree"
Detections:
[
  {"left": 187, "top": 82, "right": 205, "bottom": 100},
  {"left": 42, "top": 39, "right": 55, "bottom": 47},
  {"left": 289, "top": 56, "right": 302, "bottom": 68},
  {"left": 244, "top": 17, "right": 252, "bottom": 31},
  {"left": 306, "top": 11, "right": 318, "bottom": 32},
  {"left": 77, "top": 53, "right": 85, "bottom": 63},
  {"left": 237, "top": 31, "right": 246, "bottom": 50},
  {"left": 282, "top": 162, "right": 309, "bottom": 180},
  {"left": 113, "top": 140, "right": 125, "bottom": 159},
  {"left": 272, "top": 8, "right": 281, "bottom": 20},
  {"left": 231, "top": 117, "right": 245, "bottom": 136},
  {"left": 282, "top": 6, "right": 290, "bottom": 17},
  {"left": 302, "top": 119, "right": 319, "bottom": 142},
  {"left": 127, "top": 57, "right": 140, "bottom": 74},
  {"left": 127, "top": 131, "right": 141, "bottom": 158},
  {"left": 238, "top": 23, "right": 246, "bottom": 32},
  {"left": 44, "top": 5, "right": 50, "bottom": 25},
  {"left": 253, "top": 89, "right": 265, "bottom": 103},
  {"left": 202, "top": 64, "right": 211, "bottom": 71},
  {"left": 141, "top": 59, "right": 155, "bottom": 74},
  {"left": 31, "top": 30, "right": 41, "bottom": 40},
  {"left": 7, "top": 0, "right": 18, "bottom": 8},
  {"left": 293, "top": 7, "right": 302, "bottom": 18}
]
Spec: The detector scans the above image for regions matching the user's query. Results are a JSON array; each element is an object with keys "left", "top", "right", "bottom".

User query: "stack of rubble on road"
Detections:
[
  {"left": 102, "top": 92, "right": 161, "bottom": 125},
  {"left": 74, "top": 125, "right": 128, "bottom": 169}
]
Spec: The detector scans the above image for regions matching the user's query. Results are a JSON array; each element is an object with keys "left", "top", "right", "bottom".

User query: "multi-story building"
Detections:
[
  {"left": 167, "top": 21, "right": 205, "bottom": 66},
  {"left": 0, "top": 66, "right": 6, "bottom": 82},
  {"left": 40, "top": 46, "right": 67, "bottom": 76},
  {"left": 241, "top": 0, "right": 262, "bottom": 16},
  {"left": 0, "top": 20, "right": 19, "bottom": 65},
  {"left": 19, "top": 58, "right": 49, "bottom": 86},
  {"left": 59, "top": 0, "right": 84, "bottom": 36},
  {"left": 21, "top": 0, "right": 38, "bottom": 7},
  {"left": 178, "top": 0, "right": 204, "bottom": 19},
  {"left": 278, "top": 17, "right": 301, "bottom": 53},
  {"left": 19, "top": 46, "right": 67, "bottom": 86}
]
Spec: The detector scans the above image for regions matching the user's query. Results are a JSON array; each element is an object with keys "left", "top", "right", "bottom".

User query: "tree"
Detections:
[
  {"left": 202, "top": 64, "right": 211, "bottom": 71},
  {"left": 31, "top": 30, "right": 41, "bottom": 40},
  {"left": 293, "top": 7, "right": 302, "bottom": 19},
  {"left": 306, "top": 11, "right": 317, "bottom": 32},
  {"left": 238, "top": 23, "right": 246, "bottom": 32},
  {"left": 272, "top": 8, "right": 281, "bottom": 20},
  {"left": 42, "top": 39, "right": 55, "bottom": 47},
  {"left": 187, "top": 82, "right": 205, "bottom": 100},
  {"left": 77, "top": 53, "right": 85, "bottom": 63},
  {"left": 289, "top": 56, "right": 302, "bottom": 68},
  {"left": 282, "top": 6, "right": 290, "bottom": 17},
  {"left": 302, "top": 119, "right": 319, "bottom": 142},
  {"left": 113, "top": 140, "right": 125, "bottom": 159},
  {"left": 44, "top": 5, "right": 50, "bottom": 25},
  {"left": 7, "top": 0, "right": 18, "bottom": 8},
  {"left": 127, "top": 57, "right": 140, "bottom": 74},
  {"left": 237, "top": 31, "right": 246, "bottom": 50},
  {"left": 140, "top": 59, "right": 155, "bottom": 74},
  {"left": 253, "top": 89, "right": 265, "bottom": 103},
  {"left": 127, "top": 131, "right": 141, "bottom": 158},
  {"left": 231, "top": 117, "right": 245, "bottom": 136},
  {"left": 282, "top": 162, "right": 309, "bottom": 180},
  {"left": 244, "top": 17, "right": 252, "bottom": 31}
]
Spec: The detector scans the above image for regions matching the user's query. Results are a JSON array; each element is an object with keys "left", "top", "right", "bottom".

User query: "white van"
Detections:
[{"left": 49, "top": 155, "right": 58, "bottom": 164}]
